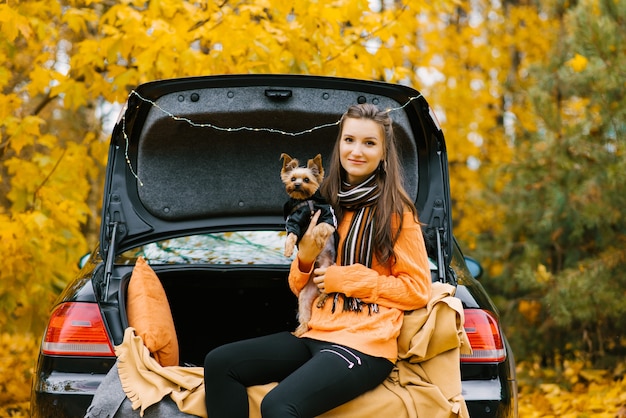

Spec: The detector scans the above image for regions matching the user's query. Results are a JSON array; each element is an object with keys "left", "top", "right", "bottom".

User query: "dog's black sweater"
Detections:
[{"left": 284, "top": 190, "right": 337, "bottom": 243}]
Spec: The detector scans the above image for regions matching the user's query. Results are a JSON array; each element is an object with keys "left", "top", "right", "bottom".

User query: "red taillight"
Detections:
[
  {"left": 461, "top": 309, "right": 506, "bottom": 363},
  {"left": 42, "top": 302, "right": 115, "bottom": 356}
]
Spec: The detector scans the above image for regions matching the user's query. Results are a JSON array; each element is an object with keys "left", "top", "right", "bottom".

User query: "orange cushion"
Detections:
[{"left": 127, "top": 256, "right": 179, "bottom": 367}]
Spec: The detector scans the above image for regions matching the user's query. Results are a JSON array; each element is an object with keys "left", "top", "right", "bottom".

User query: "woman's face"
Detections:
[{"left": 339, "top": 117, "right": 385, "bottom": 184}]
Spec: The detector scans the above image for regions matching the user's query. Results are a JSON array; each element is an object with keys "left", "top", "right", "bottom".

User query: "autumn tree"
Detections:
[
  {"left": 476, "top": 0, "right": 626, "bottom": 365},
  {"left": 0, "top": 1, "right": 108, "bottom": 335},
  {"left": 409, "top": 2, "right": 557, "bottom": 250},
  {"left": 0, "top": 0, "right": 580, "bottom": 367}
]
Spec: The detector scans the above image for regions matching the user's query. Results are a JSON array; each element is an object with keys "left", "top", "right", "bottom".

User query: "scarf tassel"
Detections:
[{"left": 320, "top": 292, "right": 379, "bottom": 315}]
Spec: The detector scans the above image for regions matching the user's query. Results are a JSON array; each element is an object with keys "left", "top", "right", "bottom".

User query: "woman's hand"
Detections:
[
  {"left": 297, "top": 210, "right": 325, "bottom": 271},
  {"left": 312, "top": 267, "right": 328, "bottom": 292}
]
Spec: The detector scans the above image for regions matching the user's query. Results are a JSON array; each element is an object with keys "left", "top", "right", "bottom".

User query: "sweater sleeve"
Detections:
[
  {"left": 324, "top": 212, "right": 431, "bottom": 311},
  {"left": 287, "top": 256, "right": 315, "bottom": 297}
]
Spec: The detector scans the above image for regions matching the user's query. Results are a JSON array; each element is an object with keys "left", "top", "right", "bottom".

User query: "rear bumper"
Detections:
[
  {"left": 463, "top": 378, "right": 518, "bottom": 418},
  {"left": 31, "top": 372, "right": 105, "bottom": 418},
  {"left": 30, "top": 353, "right": 115, "bottom": 418},
  {"left": 31, "top": 392, "right": 96, "bottom": 418},
  {"left": 462, "top": 338, "right": 518, "bottom": 418},
  {"left": 32, "top": 356, "right": 518, "bottom": 418},
  {"left": 32, "top": 377, "right": 518, "bottom": 418}
]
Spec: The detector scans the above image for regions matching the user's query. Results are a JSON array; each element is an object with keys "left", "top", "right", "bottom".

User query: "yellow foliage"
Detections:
[
  {"left": 0, "top": 5, "right": 33, "bottom": 42},
  {"left": 536, "top": 264, "right": 552, "bottom": 284},
  {"left": 0, "top": 333, "right": 38, "bottom": 416},
  {"left": 518, "top": 361, "right": 626, "bottom": 418},
  {"left": 62, "top": 7, "right": 98, "bottom": 34},
  {"left": 567, "top": 53, "right": 589, "bottom": 72},
  {"left": 51, "top": 78, "right": 90, "bottom": 110},
  {"left": 5, "top": 116, "right": 42, "bottom": 155},
  {"left": 26, "top": 66, "right": 55, "bottom": 98},
  {"left": 518, "top": 299, "right": 542, "bottom": 324}
]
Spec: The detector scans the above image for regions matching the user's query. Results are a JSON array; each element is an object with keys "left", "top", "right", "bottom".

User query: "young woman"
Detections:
[{"left": 203, "top": 103, "right": 432, "bottom": 417}]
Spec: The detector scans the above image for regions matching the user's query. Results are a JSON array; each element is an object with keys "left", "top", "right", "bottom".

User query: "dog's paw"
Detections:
[
  {"left": 293, "top": 323, "right": 309, "bottom": 337},
  {"left": 312, "top": 223, "right": 335, "bottom": 248},
  {"left": 284, "top": 233, "right": 298, "bottom": 257},
  {"left": 316, "top": 292, "right": 330, "bottom": 308}
]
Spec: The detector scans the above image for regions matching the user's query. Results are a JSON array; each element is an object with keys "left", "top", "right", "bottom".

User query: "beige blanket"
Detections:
[{"left": 115, "top": 282, "right": 471, "bottom": 418}]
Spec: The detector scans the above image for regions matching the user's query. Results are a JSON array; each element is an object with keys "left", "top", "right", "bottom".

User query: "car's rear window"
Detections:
[
  {"left": 122, "top": 230, "right": 438, "bottom": 270},
  {"left": 123, "top": 231, "right": 293, "bottom": 265}
]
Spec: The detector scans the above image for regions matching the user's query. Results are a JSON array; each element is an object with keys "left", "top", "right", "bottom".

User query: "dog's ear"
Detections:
[
  {"left": 308, "top": 154, "right": 324, "bottom": 181},
  {"left": 280, "top": 153, "right": 298, "bottom": 173}
]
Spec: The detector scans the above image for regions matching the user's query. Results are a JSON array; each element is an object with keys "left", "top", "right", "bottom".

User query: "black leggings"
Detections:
[{"left": 203, "top": 331, "right": 394, "bottom": 418}]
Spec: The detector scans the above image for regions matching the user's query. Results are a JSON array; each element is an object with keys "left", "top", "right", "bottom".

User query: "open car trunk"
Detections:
[{"left": 135, "top": 265, "right": 298, "bottom": 366}]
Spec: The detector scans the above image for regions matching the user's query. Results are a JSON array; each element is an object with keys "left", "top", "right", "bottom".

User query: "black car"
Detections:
[{"left": 31, "top": 74, "right": 518, "bottom": 417}]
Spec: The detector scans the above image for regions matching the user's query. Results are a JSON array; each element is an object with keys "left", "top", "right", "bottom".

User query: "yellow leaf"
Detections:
[
  {"left": 51, "top": 79, "right": 88, "bottom": 110},
  {"left": 0, "top": 5, "right": 33, "bottom": 42},
  {"left": 518, "top": 299, "right": 542, "bottom": 323},
  {"left": 7, "top": 116, "right": 43, "bottom": 155},
  {"left": 62, "top": 7, "right": 98, "bottom": 34},
  {"left": 27, "top": 65, "right": 54, "bottom": 97},
  {"left": 112, "top": 68, "right": 140, "bottom": 93},
  {"left": 579, "top": 369, "right": 609, "bottom": 383},
  {"left": 535, "top": 264, "right": 552, "bottom": 283},
  {"left": 0, "top": 94, "right": 21, "bottom": 122},
  {"left": 566, "top": 53, "right": 588, "bottom": 72}
]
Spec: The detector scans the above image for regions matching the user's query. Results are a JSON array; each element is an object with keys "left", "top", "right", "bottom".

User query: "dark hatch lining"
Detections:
[{"left": 136, "top": 109, "right": 418, "bottom": 221}]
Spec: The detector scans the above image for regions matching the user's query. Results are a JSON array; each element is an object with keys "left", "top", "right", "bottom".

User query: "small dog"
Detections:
[{"left": 281, "top": 153, "right": 337, "bottom": 337}]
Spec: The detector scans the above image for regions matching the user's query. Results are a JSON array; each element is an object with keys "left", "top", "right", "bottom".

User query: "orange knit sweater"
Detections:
[{"left": 289, "top": 210, "right": 432, "bottom": 361}]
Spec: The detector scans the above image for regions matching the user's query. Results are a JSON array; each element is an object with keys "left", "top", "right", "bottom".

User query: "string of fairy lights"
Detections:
[{"left": 121, "top": 89, "right": 424, "bottom": 185}]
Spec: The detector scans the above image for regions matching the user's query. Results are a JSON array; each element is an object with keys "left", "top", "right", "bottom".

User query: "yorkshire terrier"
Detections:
[{"left": 280, "top": 153, "right": 337, "bottom": 337}]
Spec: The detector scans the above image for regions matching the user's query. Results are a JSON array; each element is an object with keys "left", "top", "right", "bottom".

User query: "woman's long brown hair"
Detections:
[{"left": 320, "top": 103, "right": 419, "bottom": 265}]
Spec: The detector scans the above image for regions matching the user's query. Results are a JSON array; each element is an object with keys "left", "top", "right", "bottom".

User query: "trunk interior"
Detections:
[{"left": 139, "top": 267, "right": 299, "bottom": 367}]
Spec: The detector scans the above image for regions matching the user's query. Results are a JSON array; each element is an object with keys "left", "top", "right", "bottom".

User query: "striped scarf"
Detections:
[
  {"left": 323, "top": 174, "right": 380, "bottom": 314},
  {"left": 338, "top": 174, "right": 380, "bottom": 268}
]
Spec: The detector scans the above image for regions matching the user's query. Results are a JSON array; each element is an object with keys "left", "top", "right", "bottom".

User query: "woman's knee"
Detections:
[
  {"left": 204, "top": 344, "right": 232, "bottom": 374},
  {"left": 260, "top": 392, "right": 299, "bottom": 418}
]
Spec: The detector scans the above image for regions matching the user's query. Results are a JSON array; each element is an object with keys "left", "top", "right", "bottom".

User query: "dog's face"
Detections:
[{"left": 280, "top": 153, "right": 325, "bottom": 200}]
